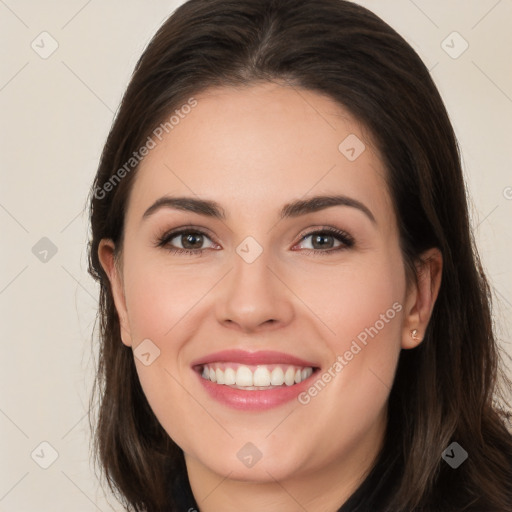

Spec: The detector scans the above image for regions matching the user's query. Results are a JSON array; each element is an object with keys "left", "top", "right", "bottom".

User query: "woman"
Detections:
[{"left": 87, "top": 0, "right": 512, "bottom": 510}]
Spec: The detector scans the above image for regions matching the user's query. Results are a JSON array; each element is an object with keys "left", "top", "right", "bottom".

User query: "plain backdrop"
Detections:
[{"left": 1, "top": 1, "right": 511, "bottom": 510}]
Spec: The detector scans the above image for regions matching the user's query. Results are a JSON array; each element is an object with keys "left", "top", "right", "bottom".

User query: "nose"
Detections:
[{"left": 214, "top": 249, "right": 295, "bottom": 333}]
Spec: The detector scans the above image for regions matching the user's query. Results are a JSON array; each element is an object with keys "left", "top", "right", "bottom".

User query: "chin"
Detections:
[{"left": 185, "top": 439, "right": 311, "bottom": 482}]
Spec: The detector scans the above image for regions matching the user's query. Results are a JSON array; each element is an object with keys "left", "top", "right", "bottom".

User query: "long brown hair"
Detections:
[{"left": 87, "top": 1, "right": 512, "bottom": 510}]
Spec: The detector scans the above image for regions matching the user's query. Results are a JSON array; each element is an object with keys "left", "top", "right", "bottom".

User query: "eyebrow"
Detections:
[{"left": 142, "top": 194, "right": 376, "bottom": 224}]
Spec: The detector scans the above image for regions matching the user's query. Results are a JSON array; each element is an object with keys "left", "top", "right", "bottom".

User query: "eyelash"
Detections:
[{"left": 156, "top": 226, "right": 355, "bottom": 256}]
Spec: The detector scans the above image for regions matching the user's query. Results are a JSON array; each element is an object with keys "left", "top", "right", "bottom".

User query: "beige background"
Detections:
[{"left": 1, "top": 1, "right": 511, "bottom": 510}]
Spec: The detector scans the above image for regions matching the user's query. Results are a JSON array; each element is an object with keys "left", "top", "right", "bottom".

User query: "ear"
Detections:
[
  {"left": 401, "top": 247, "right": 443, "bottom": 349},
  {"left": 97, "top": 239, "right": 133, "bottom": 347}
]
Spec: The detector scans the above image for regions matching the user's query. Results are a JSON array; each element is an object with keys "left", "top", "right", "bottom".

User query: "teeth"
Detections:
[
  {"left": 224, "top": 367, "right": 236, "bottom": 385},
  {"left": 236, "top": 366, "right": 253, "bottom": 387},
  {"left": 284, "top": 367, "right": 295, "bottom": 386},
  {"left": 270, "top": 367, "right": 285, "bottom": 386},
  {"left": 200, "top": 363, "right": 314, "bottom": 389},
  {"left": 253, "top": 366, "right": 271, "bottom": 386}
]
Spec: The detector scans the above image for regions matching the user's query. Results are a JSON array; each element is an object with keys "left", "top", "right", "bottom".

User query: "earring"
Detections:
[{"left": 410, "top": 329, "right": 420, "bottom": 340}]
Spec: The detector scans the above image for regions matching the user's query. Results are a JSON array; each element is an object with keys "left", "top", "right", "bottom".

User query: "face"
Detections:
[{"left": 99, "top": 82, "right": 437, "bottom": 489}]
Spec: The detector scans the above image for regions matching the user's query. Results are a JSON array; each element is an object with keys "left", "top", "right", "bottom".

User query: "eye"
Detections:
[
  {"left": 157, "top": 228, "right": 218, "bottom": 255},
  {"left": 295, "top": 228, "right": 354, "bottom": 254},
  {"left": 156, "top": 226, "right": 354, "bottom": 256}
]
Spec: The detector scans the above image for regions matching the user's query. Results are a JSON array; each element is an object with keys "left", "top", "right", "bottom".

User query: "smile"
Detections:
[
  {"left": 191, "top": 350, "right": 320, "bottom": 410},
  {"left": 200, "top": 363, "right": 314, "bottom": 389}
]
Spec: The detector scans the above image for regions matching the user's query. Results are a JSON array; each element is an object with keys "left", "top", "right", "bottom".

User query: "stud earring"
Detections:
[{"left": 410, "top": 329, "right": 420, "bottom": 340}]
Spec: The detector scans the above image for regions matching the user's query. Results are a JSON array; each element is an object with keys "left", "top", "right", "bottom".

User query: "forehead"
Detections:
[{"left": 127, "top": 82, "right": 394, "bottom": 227}]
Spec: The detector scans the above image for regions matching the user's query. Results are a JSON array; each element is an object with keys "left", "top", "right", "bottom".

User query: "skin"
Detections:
[{"left": 98, "top": 82, "right": 442, "bottom": 512}]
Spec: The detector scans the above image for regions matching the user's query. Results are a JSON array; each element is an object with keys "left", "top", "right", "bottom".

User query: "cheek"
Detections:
[
  {"left": 120, "top": 253, "right": 207, "bottom": 451},
  {"left": 122, "top": 252, "right": 215, "bottom": 340},
  {"left": 291, "top": 255, "right": 405, "bottom": 418},
  {"left": 290, "top": 253, "right": 405, "bottom": 351},
  {"left": 119, "top": 251, "right": 222, "bottom": 439}
]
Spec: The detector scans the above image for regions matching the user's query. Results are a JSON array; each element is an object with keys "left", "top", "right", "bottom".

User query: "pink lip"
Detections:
[
  {"left": 191, "top": 349, "right": 320, "bottom": 411},
  {"left": 190, "top": 349, "right": 318, "bottom": 368},
  {"left": 196, "top": 375, "right": 318, "bottom": 410}
]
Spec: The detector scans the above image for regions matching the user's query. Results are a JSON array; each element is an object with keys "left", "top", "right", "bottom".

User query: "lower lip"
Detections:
[{"left": 195, "top": 370, "right": 318, "bottom": 410}]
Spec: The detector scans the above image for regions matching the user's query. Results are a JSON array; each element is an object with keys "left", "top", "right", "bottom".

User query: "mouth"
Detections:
[
  {"left": 196, "top": 362, "right": 315, "bottom": 390},
  {"left": 191, "top": 350, "right": 321, "bottom": 410}
]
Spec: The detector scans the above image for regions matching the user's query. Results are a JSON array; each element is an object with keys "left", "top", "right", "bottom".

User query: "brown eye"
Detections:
[
  {"left": 179, "top": 232, "right": 205, "bottom": 249},
  {"left": 296, "top": 228, "right": 354, "bottom": 253},
  {"left": 158, "top": 229, "right": 218, "bottom": 254},
  {"left": 310, "top": 233, "right": 336, "bottom": 249}
]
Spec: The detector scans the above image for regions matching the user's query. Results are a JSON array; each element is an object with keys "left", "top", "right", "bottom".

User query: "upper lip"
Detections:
[{"left": 191, "top": 349, "right": 319, "bottom": 368}]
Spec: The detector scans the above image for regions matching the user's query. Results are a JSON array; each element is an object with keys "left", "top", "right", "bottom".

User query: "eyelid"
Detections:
[
  {"left": 156, "top": 224, "right": 355, "bottom": 254},
  {"left": 157, "top": 225, "right": 219, "bottom": 247},
  {"left": 294, "top": 225, "right": 354, "bottom": 243}
]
